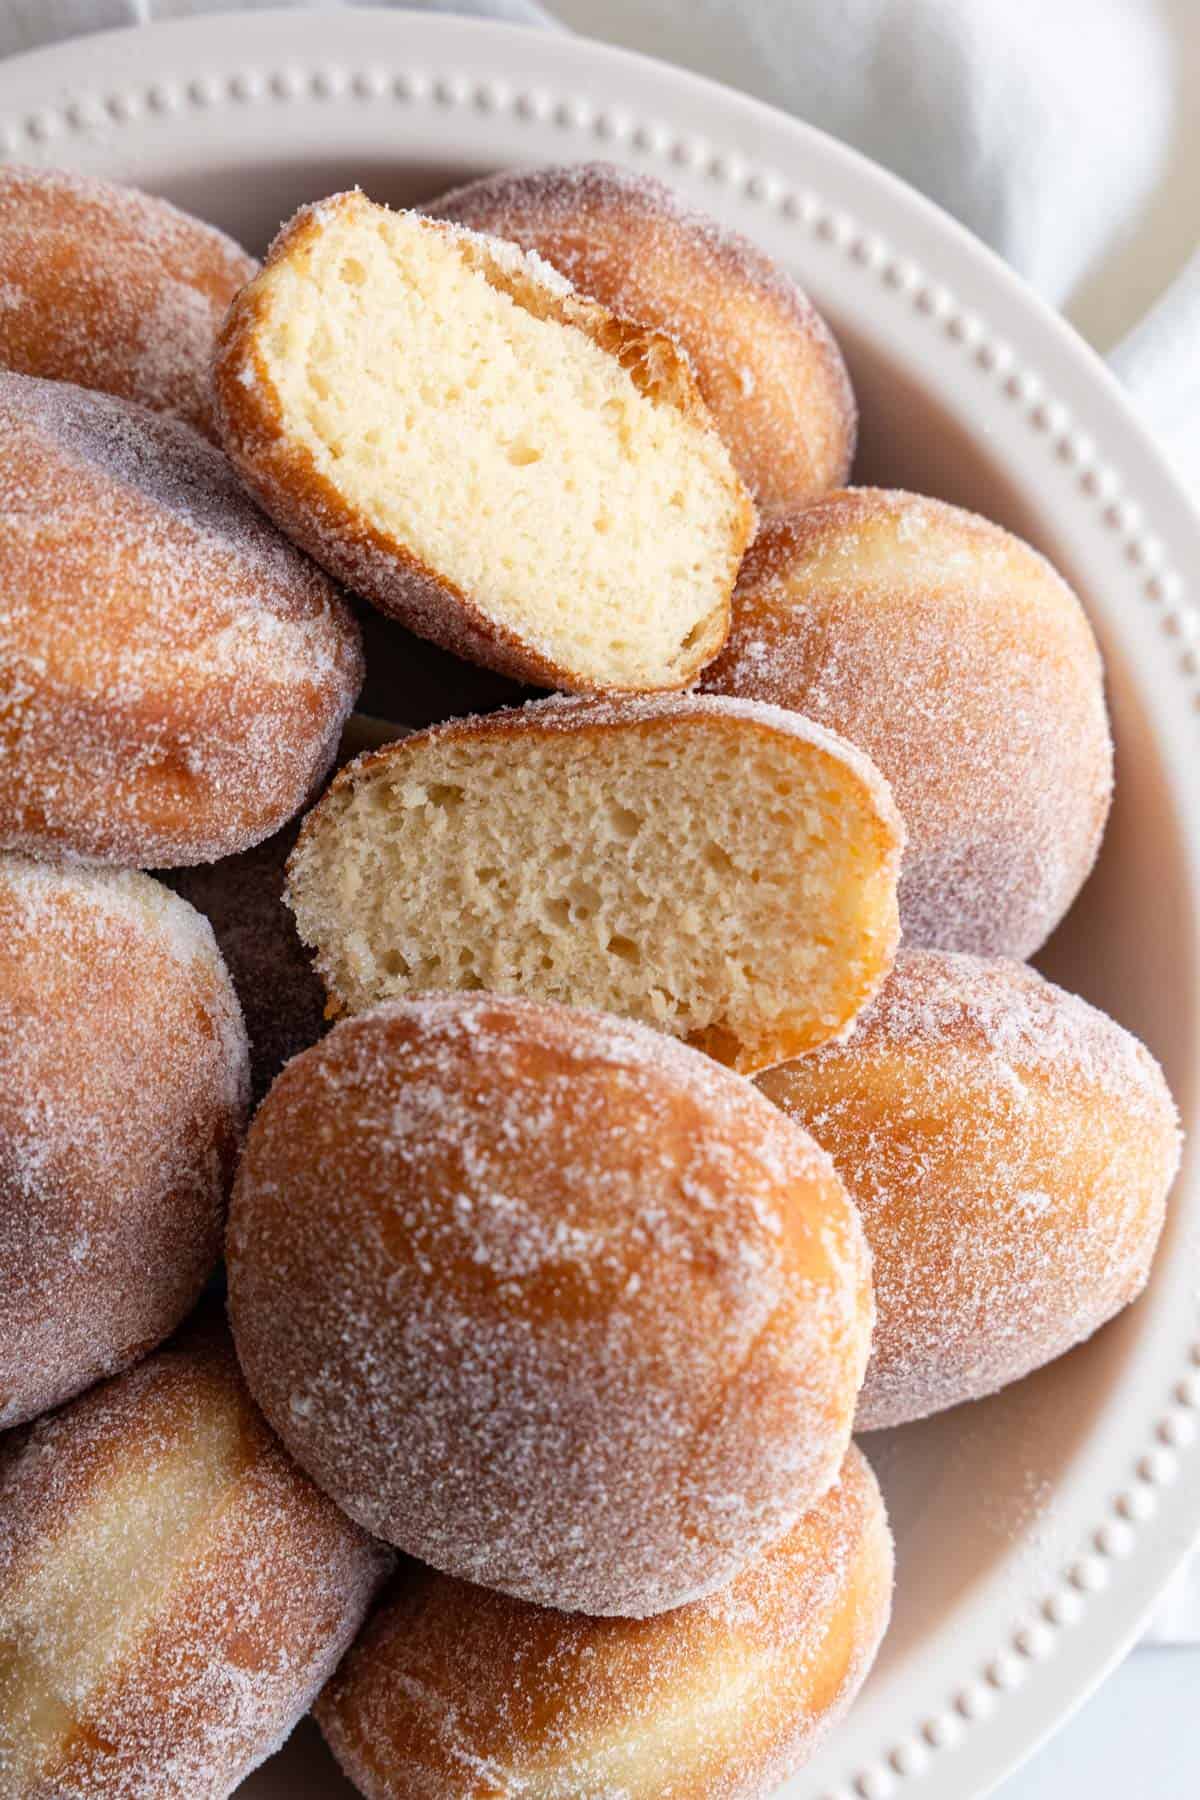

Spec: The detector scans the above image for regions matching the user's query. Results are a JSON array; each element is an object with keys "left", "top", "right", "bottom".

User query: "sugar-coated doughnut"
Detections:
[
  {"left": 0, "top": 164, "right": 256, "bottom": 438},
  {"left": 703, "top": 490, "right": 1114, "bottom": 958},
  {"left": 0, "top": 373, "right": 363, "bottom": 867},
  {"left": 758, "top": 950, "right": 1181, "bottom": 1430},
  {"left": 433, "top": 162, "right": 856, "bottom": 518},
  {"left": 228, "top": 991, "right": 873, "bottom": 1617},
  {"left": 0, "top": 1321, "right": 392, "bottom": 1798},
  {"left": 285, "top": 692, "right": 904, "bottom": 1075},
  {"left": 0, "top": 858, "right": 249, "bottom": 1430},
  {"left": 317, "top": 1444, "right": 892, "bottom": 1800},
  {"left": 214, "top": 191, "right": 754, "bottom": 694}
]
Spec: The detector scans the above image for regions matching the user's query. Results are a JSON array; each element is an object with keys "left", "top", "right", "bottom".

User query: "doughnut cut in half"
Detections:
[
  {"left": 285, "top": 693, "right": 904, "bottom": 1074},
  {"left": 214, "top": 190, "right": 756, "bottom": 693}
]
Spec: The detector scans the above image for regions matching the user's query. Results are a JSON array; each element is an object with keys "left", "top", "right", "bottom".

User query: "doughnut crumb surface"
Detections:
[
  {"left": 759, "top": 950, "right": 1182, "bottom": 1429},
  {"left": 285, "top": 692, "right": 904, "bottom": 1073},
  {"left": 214, "top": 191, "right": 755, "bottom": 692},
  {"left": 434, "top": 160, "right": 857, "bottom": 516}
]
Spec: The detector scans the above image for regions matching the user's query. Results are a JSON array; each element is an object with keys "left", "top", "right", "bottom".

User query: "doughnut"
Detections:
[
  {"left": 227, "top": 991, "right": 873, "bottom": 1617},
  {"left": 0, "top": 164, "right": 256, "bottom": 439},
  {"left": 757, "top": 949, "right": 1181, "bottom": 1430},
  {"left": 0, "top": 1320, "right": 392, "bottom": 1797},
  {"left": 433, "top": 161, "right": 856, "bottom": 517},
  {"left": 0, "top": 857, "right": 249, "bottom": 1430},
  {"left": 285, "top": 692, "right": 904, "bottom": 1075},
  {"left": 0, "top": 372, "right": 364, "bottom": 867},
  {"left": 703, "top": 490, "right": 1114, "bottom": 958},
  {"left": 317, "top": 1444, "right": 892, "bottom": 1800},
  {"left": 213, "top": 190, "right": 755, "bottom": 693}
]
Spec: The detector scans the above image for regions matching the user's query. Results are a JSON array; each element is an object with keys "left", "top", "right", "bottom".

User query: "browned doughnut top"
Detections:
[
  {"left": 0, "top": 164, "right": 256, "bottom": 438},
  {"left": 759, "top": 949, "right": 1181, "bottom": 1429},
  {"left": 432, "top": 162, "right": 856, "bottom": 516},
  {"left": 228, "top": 991, "right": 872, "bottom": 1618},
  {"left": 318, "top": 1444, "right": 892, "bottom": 1800},
  {"left": 0, "top": 372, "right": 363, "bottom": 867},
  {"left": 0, "top": 1320, "right": 392, "bottom": 1797},
  {"left": 0, "top": 859, "right": 249, "bottom": 1430},
  {"left": 705, "top": 489, "right": 1113, "bottom": 958}
]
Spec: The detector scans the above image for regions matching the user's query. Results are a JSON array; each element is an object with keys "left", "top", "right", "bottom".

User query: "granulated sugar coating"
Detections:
[
  {"left": 0, "top": 373, "right": 363, "bottom": 868},
  {"left": 0, "top": 858, "right": 249, "bottom": 1431},
  {"left": 0, "top": 165, "right": 257, "bottom": 439},
  {"left": 758, "top": 950, "right": 1182, "bottom": 1430},
  {"left": 704, "top": 490, "right": 1114, "bottom": 959},
  {"left": 433, "top": 161, "right": 856, "bottom": 517},
  {"left": 0, "top": 1321, "right": 392, "bottom": 1798},
  {"left": 227, "top": 991, "right": 874, "bottom": 1618},
  {"left": 317, "top": 1444, "right": 892, "bottom": 1800}
]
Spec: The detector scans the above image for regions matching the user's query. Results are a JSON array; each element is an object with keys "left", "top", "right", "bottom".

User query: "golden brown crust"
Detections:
[
  {"left": 757, "top": 949, "right": 1182, "bottom": 1429},
  {"left": 0, "top": 1321, "right": 392, "bottom": 1799},
  {"left": 0, "top": 164, "right": 256, "bottom": 439},
  {"left": 431, "top": 161, "right": 856, "bottom": 517},
  {"left": 317, "top": 1445, "right": 891, "bottom": 1800},
  {"left": 0, "top": 860, "right": 249, "bottom": 1430},
  {"left": 704, "top": 488, "right": 1114, "bottom": 959},
  {"left": 213, "top": 193, "right": 753, "bottom": 694},
  {"left": 227, "top": 991, "right": 873, "bottom": 1617},
  {"left": 0, "top": 372, "right": 364, "bottom": 868},
  {"left": 286, "top": 690, "right": 903, "bottom": 1073}
]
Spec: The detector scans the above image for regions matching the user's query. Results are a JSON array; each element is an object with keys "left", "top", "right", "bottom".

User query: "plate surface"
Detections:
[{"left": 1, "top": 12, "right": 1198, "bottom": 1799}]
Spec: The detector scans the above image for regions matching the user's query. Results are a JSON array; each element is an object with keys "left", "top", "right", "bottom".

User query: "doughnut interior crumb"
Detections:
[
  {"left": 286, "top": 695, "right": 903, "bottom": 1071},
  {"left": 233, "top": 195, "right": 752, "bottom": 689}
]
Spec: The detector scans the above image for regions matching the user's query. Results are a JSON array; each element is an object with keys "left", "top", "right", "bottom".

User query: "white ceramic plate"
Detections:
[{"left": 2, "top": 11, "right": 1197, "bottom": 1799}]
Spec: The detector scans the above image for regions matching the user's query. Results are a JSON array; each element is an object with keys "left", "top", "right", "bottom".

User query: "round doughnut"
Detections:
[
  {"left": 757, "top": 949, "right": 1181, "bottom": 1430},
  {"left": 0, "top": 164, "right": 256, "bottom": 439},
  {"left": 432, "top": 161, "right": 856, "bottom": 517},
  {"left": 0, "top": 1320, "right": 392, "bottom": 1798},
  {"left": 227, "top": 990, "right": 873, "bottom": 1618},
  {"left": 317, "top": 1444, "right": 892, "bottom": 1800},
  {"left": 0, "top": 372, "right": 363, "bottom": 867},
  {"left": 0, "top": 858, "right": 250, "bottom": 1430},
  {"left": 703, "top": 489, "right": 1114, "bottom": 959}
]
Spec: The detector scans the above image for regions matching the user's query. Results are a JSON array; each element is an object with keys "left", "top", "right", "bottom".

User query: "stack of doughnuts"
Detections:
[{"left": 0, "top": 156, "right": 1181, "bottom": 1800}]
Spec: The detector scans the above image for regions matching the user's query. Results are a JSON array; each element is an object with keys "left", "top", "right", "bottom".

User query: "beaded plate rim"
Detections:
[{"left": 0, "top": 13, "right": 1197, "bottom": 1800}]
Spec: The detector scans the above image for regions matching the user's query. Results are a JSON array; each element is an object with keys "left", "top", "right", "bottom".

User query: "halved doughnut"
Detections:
[
  {"left": 214, "top": 190, "right": 755, "bottom": 693},
  {"left": 284, "top": 692, "right": 904, "bottom": 1074}
]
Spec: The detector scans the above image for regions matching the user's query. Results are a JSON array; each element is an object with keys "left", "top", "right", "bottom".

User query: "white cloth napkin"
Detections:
[{"left": 2, "top": 0, "right": 1196, "bottom": 1637}]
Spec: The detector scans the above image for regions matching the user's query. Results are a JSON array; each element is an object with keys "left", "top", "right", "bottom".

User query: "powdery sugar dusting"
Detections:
[
  {"left": 0, "top": 1328, "right": 392, "bottom": 1798},
  {"left": 432, "top": 161, "right": 856, "bottom": 515},
  {"left": 758, "top": 950, "right": 1182, "bottom": 1430},
  {"left": 0, "top": 372, "right": 363, "bottom": 867},
  {"left": 0, "top": 163, "right": 257, "bottom": 438},
  {"left": 228, "top": 991, "right": 871, "bottom": 1619},
  {"left": 0, "top": 858, "right": 250, "bottom": 1429},
  {"left": 317, "top": 1445, "right": 891, "bottom": 1800},
  {"left": 704, "top": 490, "right": 1114, "bottom": 959}
]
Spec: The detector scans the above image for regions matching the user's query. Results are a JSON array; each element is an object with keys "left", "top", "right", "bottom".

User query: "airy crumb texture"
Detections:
[
  {"left": 0, "top": 164, "right": 256, "bottom": 439},
  {"left": 227, "top": 992, "right": 873, "bottom": 1618},
  {"left": 285, "top": 692, "right": 904, "bottom": 1075},
  {"left": 317, "top": 1444, "right": 892, "bottom": 1800},
  {"left": 214, "top": 190, "right": 755, "bottom": 692},
  {"left": 0, "top": 858, "right": 249, "bottom": 1431},
  {"left": 705, "top": 489, "right": 1113, "bottom": 959},
  {"left": 0, "top": 372, "right": 363, "bottom": 868},
  {"left": 758, "top": 950, "right": 1182, "bottom": 1430},
  {"left": 0, "top": 1322, "right": 392, "bottom": 1799},
  {"left": 433, "top": 160, "right": 856, "bottom": 517}
]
